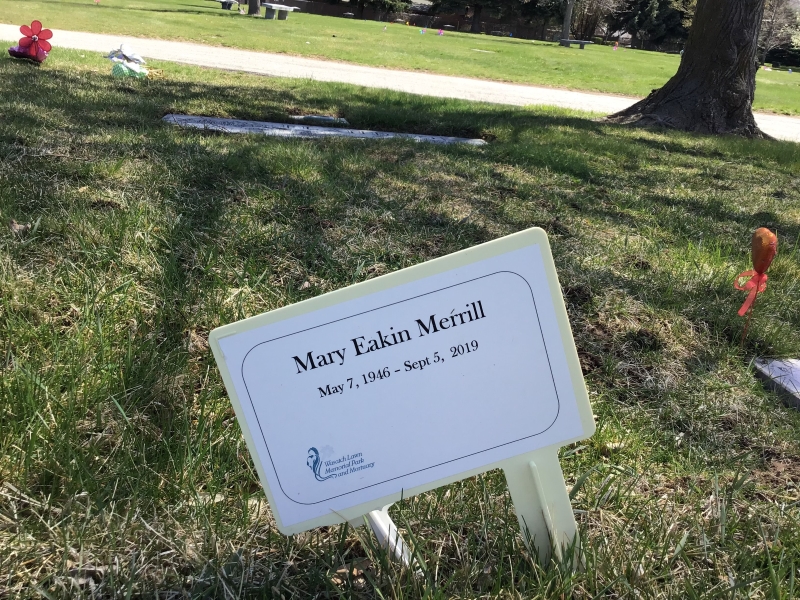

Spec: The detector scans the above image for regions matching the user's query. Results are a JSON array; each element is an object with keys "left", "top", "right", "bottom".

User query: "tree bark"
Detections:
[
  {"left": 606, "top": 0, "right": 768, "bottom": 137},
  {"left": 471, "top": 4, "right": 483, "bottom": 33},
  {"left": 248, "top": 0, "right": 261, "bottom": 15},
  {"left": 561, "top": 0, "right": 576, "bottom": 42}
]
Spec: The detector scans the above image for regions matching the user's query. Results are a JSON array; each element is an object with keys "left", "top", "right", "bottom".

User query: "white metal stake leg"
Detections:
[
  {"left": 365, "top": 506, "right": 413, "bottom": 566},
  {"left": 502, "top": 448, "right": 579, "bottom": 566}
]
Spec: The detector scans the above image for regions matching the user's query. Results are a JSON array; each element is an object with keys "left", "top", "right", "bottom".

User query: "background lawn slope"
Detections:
[{"left": 1, "top": 50, "right": 800, "bottom": 597}]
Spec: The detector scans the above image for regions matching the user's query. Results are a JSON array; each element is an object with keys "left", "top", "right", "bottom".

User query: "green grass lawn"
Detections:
[
  {"left": 2, "top": 49, "right": 800, "bottom": 597},
  {"left": 2, "top": 0, "right": 800, "bottom": 115}
]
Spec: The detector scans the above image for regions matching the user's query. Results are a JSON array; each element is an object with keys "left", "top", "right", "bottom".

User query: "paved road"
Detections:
[{"left": 3, "top": 24, "right": 799, "bottom": 142}]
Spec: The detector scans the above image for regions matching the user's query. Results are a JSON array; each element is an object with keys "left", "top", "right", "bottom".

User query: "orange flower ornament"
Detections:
[{"left": 734, "top": 227, "right": 777, "bottom": 317}]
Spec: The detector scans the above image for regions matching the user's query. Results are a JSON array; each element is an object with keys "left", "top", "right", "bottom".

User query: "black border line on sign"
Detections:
[{"left": 239, "top": 270, "right": 561, "bottom": 505}]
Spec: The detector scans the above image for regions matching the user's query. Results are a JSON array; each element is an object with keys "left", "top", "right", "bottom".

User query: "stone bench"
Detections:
[
  {"left": 560, "top": 39, "right": 594, "bottom": 49},
  {"left": 262, "top": 3, "right": 300, "bottom": 19}
]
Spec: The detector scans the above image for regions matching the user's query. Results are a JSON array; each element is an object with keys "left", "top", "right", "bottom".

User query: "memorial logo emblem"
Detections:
[
  {"left": 307, "top": 447, "right": 375, "bottom": 482},
  {"left": 307, "top": 447, "right": 335, "bottom": 482}
]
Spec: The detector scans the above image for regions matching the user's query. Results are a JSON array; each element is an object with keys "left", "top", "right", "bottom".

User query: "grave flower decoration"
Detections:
[
  {"left": 106, "top": 44, "right": 148, "bottom": 78},
  {"left": 734, "top": 227, "right": 777, "bottom": 347},
  {"left": 735, "top": 227, "right": 778, "bottom": 316},
  {"left": 8, "top": 21, "right": 52, "bottom": 63}
]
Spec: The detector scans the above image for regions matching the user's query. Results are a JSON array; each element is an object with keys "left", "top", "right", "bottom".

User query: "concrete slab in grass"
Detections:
[
  {"left": 755, "top": 358, "right": 800, "bottom": 409},
  {"left": 162, "top": 115, "right": 487, "bottom": 145}
]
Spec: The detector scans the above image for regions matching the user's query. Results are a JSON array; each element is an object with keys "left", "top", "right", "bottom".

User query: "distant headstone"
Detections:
[
  {"left": 755, "top": 358, "right": 800, "bottom": 409},
  {"left": 162, "top": 115, "right": 487, "bottom": 145}
]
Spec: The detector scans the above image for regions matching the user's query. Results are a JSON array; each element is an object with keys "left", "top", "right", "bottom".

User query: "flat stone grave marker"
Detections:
[
  {"left": 163, "top": 115, "right": 487, "bottom": 145},
  {"left": 288, "top": 115, "right": 350, "bottom": 126},
  {"left": 755, "top": 358, "right": 800, "bottom": 409}
]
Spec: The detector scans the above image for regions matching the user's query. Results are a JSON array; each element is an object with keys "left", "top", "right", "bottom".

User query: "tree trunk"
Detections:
[
  {"left": 561, "top": 0, "right": 576, "bottom": 42},
  {"left": 470, "top": 4, "right": 483, "bottom": 33},
  {"left": 356, "top": 0, "right": 366, "bottom": 19},
  {"left": 606, "top": 0, "right": 767, "bottom": 137},
  {"left": 248, "top": 0, "right": 260, "bottom": 15}
]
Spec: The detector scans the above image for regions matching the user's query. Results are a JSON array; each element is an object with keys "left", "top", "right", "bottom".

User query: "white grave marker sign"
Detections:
[{"left": 210, "top": 228, "right": 595, "bottom": 560}]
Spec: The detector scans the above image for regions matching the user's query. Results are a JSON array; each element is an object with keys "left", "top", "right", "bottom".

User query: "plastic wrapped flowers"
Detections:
[
  {"left": 8, "top": 21, "right": 53, "bottom": 64},
  {"left": 107, "top": 44, "right": 149, "bottom": 78}
]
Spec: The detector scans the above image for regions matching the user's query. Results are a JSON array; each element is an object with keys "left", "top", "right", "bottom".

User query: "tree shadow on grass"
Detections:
[
  {"left": 4, "top": 53, "right": 800, "bottom": 438},
  {"left": 2, "top": 55, "right": 800, "bottom": 595}
]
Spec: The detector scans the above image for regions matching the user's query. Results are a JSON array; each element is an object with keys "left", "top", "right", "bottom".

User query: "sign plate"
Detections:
[{"left": 210, "top": 228, "right": 593, "bottom": 533}]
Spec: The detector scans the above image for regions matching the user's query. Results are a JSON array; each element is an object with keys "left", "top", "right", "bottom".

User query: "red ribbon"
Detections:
[{"left": 734, "top": 270, "right": 767, "bottom": 317}]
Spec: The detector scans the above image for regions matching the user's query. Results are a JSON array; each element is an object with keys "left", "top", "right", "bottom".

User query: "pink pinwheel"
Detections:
[{"left": 8, "top": 21, "right": 52, "bottom": 63}]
